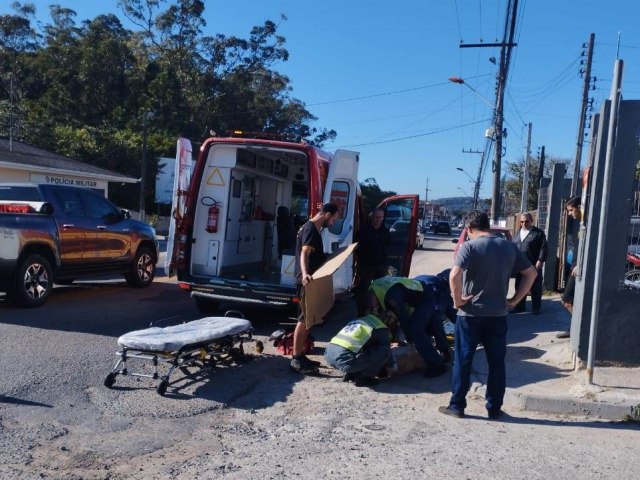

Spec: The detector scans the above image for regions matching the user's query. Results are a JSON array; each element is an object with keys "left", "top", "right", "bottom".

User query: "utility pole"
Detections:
[
  {"left": 460, "top": 0, "right": 519, "bottom": 224},
  {"left": 462, "top": 148, "right": 483, "bottom": 209},
  {"left": 139, "top": 112, "right": 154, "bottom": 222},
  {"left": 571, "top": 33, "right": 595, "bottom": 197},
  {"left": 520, "top": 122, "right": 532, "bottom": 212},
  {"left": 537, "top": 146, "right": 546, "bottom": 189}
]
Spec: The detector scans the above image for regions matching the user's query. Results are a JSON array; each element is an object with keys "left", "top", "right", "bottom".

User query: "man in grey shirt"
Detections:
[{"left": 439, "top": 211, "right": 537, "bottom": 420}]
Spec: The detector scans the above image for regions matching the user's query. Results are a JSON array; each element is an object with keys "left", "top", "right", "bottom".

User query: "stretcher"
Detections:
[{"left": 104, "top": 315, "right": 264, "bottom": 396}]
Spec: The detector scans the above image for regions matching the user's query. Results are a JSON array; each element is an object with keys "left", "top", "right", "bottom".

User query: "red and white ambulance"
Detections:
[{"left": 166, "top": 132, "right": 420, "bottom": 314}]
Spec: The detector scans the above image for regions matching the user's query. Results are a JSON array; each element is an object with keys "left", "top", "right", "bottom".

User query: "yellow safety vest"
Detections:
[
  {"left": 330, "top": 314, "right": 388, "bottom": 353},
  {"left": 369, "top": 277, "right": 423, "bottom": 309}
]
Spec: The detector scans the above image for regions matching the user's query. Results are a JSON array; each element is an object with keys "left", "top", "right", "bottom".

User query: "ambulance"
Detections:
[{"left": 166, "top": 132, "right": 420, "bottom": 314}]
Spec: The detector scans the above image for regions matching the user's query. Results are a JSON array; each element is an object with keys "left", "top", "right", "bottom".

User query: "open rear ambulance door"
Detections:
[
  {"left": 322, "top": 149, "right": 359, "bottom": 292},
  {"left": 165, "top": 138, "right": 194, "bottom": 277},
  {"left": 376, "top": 194, "right": 420, "bottom": 277}
]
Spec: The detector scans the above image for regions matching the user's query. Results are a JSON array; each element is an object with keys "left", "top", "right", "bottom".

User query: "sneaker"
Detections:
[
  {"left": 556, "top": 330, "right": 570, "bottom": 339},
  {"left": 487, "top": 408, "right": 504, "bottom": 420},
  {"left": 438, "top": 405, "right": 464, "bottom": 418},
  {"left": 424, "top": 364, "right": 447, "bottom": 378},
  {"left": 342, "top": 372, "right": 355, "bottom": 382},
  {"left": 299, "top": 355, "right": 321, "bottom": 367},
  {"left": 354, "top": 376, "right": 379, "bottom": 387},
  {"left": 290, "top": 358, "right": 319, "bottom": 375}
]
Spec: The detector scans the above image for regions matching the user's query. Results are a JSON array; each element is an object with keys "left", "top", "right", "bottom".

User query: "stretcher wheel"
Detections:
[
  {"left": 255, "top": 340, "right": 264, "bottom": 353},
  {"left": 104, "top": 372, "right": 117, "bottom": 389},
  {"left": 157, "top": 380, "right": 169, "bottom": 396}
]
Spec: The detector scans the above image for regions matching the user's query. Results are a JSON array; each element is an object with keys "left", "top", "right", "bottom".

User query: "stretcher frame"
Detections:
[{"left": 104, "top": 316, "right": 263, "bottom": 396}]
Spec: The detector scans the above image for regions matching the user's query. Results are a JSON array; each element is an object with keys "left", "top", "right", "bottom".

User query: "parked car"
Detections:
[
  {"left": 0, "top": 183, "right": 158, "bottom": 307},
  {"left": 389, "top": 220, "right": 424, "bottom": 250},
  {"left": 434, "top": 221, "right": 452, "bottom": 235},
  {"left": 452, "top": 226, "right": 513, "bottom": 258},
  {"left": 384, "top": 205, "right": 412, "bottom": 228}
]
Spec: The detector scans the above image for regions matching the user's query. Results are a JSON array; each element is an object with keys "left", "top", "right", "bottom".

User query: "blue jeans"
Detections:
[
  {"left": 324, "top": 338, "right": 391, "bottom": 378},
  {"left": 449, "top": 315, "right": 507, "bottom": 412}
]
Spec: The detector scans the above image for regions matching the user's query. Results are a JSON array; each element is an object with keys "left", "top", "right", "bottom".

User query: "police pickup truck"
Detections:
[{"left": 0, "top": 183, "right": 158, "bottom": 307}]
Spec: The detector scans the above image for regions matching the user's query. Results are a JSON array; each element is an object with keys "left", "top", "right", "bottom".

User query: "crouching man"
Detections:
[{"left": 324, "top": 309, "right": 395, "bottom": 387}]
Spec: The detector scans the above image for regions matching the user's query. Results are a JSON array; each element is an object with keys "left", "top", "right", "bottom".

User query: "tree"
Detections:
[
  {"left": 503, "top": 154, "right": 570, "bottom": 215},
  {"left": 359, "top": 178, "right": 396, "bottom": 216}
]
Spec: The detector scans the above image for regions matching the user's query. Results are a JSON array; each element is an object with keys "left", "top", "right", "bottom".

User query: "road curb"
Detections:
[
  {"left": 510, "top": 391, "right": 636, "bottom": 421},
  {"left": 473, "top": 382, "right": 638, "bottom": 421}
]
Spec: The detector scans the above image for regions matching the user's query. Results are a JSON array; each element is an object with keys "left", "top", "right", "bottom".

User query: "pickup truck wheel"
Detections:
[
  {"left": 125, "top": 247, "right": 155, "bottom": 288},
  {"left": 14, "top": 254, "right": 53, "bottom": 308}
]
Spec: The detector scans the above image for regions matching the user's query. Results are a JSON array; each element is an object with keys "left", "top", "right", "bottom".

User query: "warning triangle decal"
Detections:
[{"left": 206, "top": 168, "right": 225, "bottom": 186}]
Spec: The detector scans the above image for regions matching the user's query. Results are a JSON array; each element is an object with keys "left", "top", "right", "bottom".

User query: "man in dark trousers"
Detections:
[
  {"left": 354, "top": 207, "right": 391, "bottom": 315},
  {"left": 512, "top": 212, "right": 548, "bottom": 314},
  {"left": 557, "top": 196, "right": 582, "bottom": 339},
  {"left": 413, "top": 269, "right": 457, "bottom": 362},
  {"left": 439, "top": 211, "right": 537, "bottom": 420},
  {"left": 369, "top": 276, "right": 448, "bottom": 377},
  {"left": 291, "top": 202, "right": 339, "bottom": 375}
]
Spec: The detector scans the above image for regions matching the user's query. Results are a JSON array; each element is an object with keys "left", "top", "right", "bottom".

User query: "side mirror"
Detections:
[{"left": 39, "top": 202, "right": 54, "bottom": 215}]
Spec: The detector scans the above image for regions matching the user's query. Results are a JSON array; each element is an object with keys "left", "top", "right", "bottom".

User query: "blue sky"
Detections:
[{"left": 20, "top": 0, "right": 640, "bottom": 200}]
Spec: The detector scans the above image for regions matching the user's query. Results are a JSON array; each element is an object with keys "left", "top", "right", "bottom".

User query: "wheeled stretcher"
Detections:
[{"left": 104, "top": 315, "right": 264, "bottom": 396}]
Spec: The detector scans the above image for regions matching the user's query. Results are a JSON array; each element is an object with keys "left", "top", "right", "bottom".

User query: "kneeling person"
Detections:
[{"left": 324, "top": 312, "right": 393, "bottom": 387}]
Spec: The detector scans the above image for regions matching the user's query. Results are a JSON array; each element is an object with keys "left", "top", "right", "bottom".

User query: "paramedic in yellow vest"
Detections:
[
  {"left": 369, "top": 276, "right": 448, "bottom": 378},
  {"left": 324, "top": 311, "right": 394, "bottom": 388}
]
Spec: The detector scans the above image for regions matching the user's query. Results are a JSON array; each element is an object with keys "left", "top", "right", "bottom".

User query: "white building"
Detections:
[{"left": 0, "top": 137, "right": 137, "bottom": 197}]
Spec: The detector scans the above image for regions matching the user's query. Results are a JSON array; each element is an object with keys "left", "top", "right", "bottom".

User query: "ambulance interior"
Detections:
[{"left": 191, "top": 145, "right": 311, "bottom": 286}]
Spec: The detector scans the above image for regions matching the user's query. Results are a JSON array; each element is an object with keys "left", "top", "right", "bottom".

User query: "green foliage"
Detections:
[
  {"left": 0, "top": 0, "right": 334, "bottom": 209},
  {"left": 503, "top": 155, "right": 571, "bottom": 215},
  {"left": 359, "top": 178, "right": 397, "bottom": 215}
]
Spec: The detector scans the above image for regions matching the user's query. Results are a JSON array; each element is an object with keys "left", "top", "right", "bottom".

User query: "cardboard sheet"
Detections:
[{"left": 302, "top": 243, "right": 358, "bottom": 329}]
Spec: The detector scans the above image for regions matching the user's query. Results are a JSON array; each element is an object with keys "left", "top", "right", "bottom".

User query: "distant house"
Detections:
[{"left": 0, "top": 137, "right": 137, "bottom": 197}]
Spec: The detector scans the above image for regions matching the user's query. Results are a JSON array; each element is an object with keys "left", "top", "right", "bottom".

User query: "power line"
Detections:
[
  {"left": 307, "top": 74, "right": 493, "bottom": 106},
  {"left": 336, "top": 118, "right": 491, "bottom": 148}
]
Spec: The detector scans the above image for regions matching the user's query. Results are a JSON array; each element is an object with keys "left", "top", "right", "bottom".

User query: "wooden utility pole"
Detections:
[{"left": 571, "top": 33, "right": 595, "bottom": 197}]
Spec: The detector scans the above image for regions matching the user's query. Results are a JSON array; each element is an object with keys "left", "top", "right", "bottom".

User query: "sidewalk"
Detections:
[{"left": 472, "top": 294, "right": 640, "bottom": 420}]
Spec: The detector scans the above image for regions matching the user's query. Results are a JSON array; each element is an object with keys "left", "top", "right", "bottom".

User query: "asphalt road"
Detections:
[{"left": 2, "top": 233, "right": 639, "bottom": 479}]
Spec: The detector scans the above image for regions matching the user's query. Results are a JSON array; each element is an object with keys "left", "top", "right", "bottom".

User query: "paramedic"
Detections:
[
  {"left": 369, "top": 276, "right": 448, "bottom": 377},
  {"left": 324, "top": 309, "right": 395, "bottom": 387},
  {"left": 413, "top": 269, "right": 457, "bottom": 363},
  {"left": 291, "top": 202, "right": 340, "bottom": 375}
]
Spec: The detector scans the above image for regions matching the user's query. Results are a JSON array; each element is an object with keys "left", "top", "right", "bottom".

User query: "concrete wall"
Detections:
[
  {"left": 542, "top": 163, "right": 567, "bottom": 291},
  {"left": 573, "top": 100, "right": 640, "bottom": 365}
]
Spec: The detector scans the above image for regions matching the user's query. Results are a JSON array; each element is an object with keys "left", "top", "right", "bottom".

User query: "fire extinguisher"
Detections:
[{"left": 201, "top": 197, "right": 222, "bottom": 233}]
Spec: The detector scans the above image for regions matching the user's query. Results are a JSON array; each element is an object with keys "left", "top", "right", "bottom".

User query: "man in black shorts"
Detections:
[
  {"left": 557, "top": 196, "right": 582, "bottom": 339},
  {"left": 291, "top": 203, "right": 339, "bottom": 375}
]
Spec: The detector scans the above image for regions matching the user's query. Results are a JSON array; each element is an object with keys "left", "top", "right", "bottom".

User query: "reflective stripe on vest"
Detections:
[
  {"left": 369, "top": 276, "right": 424, "bottom": 309},
  {"left": 330, "top": 314, "right": 387, "bottom": 353}
]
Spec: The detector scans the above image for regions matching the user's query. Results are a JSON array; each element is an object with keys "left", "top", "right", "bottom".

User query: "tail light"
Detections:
[{"left": 0, "top": 204, "right": 35, "bottom": 214}]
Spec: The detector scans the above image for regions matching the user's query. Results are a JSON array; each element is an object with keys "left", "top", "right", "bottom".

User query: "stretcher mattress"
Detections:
[{"left": 117, "top": 317, "right": 252, "bottom": 352}]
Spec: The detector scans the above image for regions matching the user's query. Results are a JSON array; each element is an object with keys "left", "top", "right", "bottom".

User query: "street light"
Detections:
[
  {"left": 139, "top": 111, "right": 155, "bottom": 222},
  {"left": 456, "top": 167, "right": 479, "bottom": 209},
  {"left": 449, "top": 75, "right": 503, "bottom": 223},
  {"left": 448, "top": 77, "right": 496, "bottom": 110},
  {"left": 457, "top": 186, "right": 471, "bottom": 198}
]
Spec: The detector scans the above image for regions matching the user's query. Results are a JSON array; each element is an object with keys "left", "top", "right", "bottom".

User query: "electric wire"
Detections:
[{"left": 336, "top": 118, "right": 491, "bottom": 148}]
